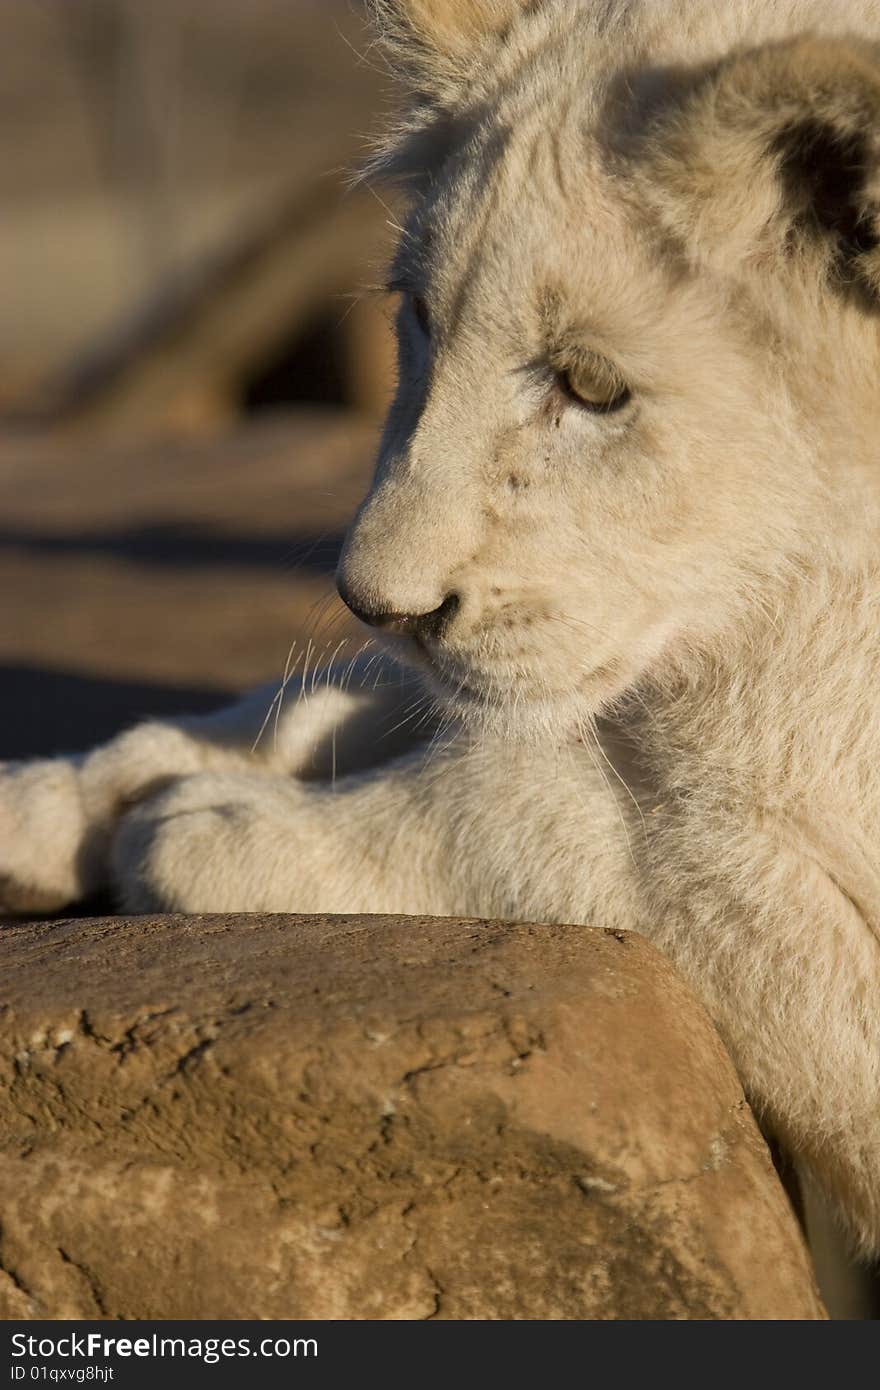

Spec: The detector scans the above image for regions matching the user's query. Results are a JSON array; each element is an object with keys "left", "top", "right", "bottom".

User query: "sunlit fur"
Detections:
[{"left": 3, "top": 0, "right": 880, "bottom": 1255}]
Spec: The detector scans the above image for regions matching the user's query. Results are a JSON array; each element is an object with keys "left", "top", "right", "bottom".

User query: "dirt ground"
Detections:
[{"left": 0, "top": 411, "right": 375, "bottom": 759}]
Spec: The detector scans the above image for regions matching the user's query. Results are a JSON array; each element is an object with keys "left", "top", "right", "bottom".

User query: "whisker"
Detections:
[
  {"left": 272, "top": 637, "right": 303, "bottom": 752},
  {"left": 574, "top": 711, "right": 637, "bottom": 870}
]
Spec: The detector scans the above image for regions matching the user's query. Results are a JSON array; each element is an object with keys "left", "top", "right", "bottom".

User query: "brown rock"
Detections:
[{"left": 0, "top": 914, "right": 825, "bottom": 1320}]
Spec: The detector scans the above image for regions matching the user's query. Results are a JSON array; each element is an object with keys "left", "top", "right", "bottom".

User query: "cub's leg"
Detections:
[
  {"left": 646, "top": 820, "right": 880, "bottom": 1257},
  {"left": 0, "top": 656, "right": 434, "bottom": 915},
  {"left": 111, "top": 739, "right": 636, "bottom": 920}
]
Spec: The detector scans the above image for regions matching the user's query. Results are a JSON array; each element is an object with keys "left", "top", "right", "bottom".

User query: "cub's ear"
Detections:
[
  {"left": 371, "top": 0, "right": 533, "bottom": 91},
  {"left": 641, "top": 36, "right": 880, "bottom": 306}
]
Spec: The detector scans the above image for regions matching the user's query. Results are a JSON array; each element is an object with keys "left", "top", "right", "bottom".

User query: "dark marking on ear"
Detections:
[{"left": 773, "top": 117, "right": 880, "bottom": 305}]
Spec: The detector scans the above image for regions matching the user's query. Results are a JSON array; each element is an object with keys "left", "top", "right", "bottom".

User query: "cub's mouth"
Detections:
[
  {"left": 414, "top": 643, "right": 562, "bottom": 725},
  {"left": 402, "top": 641, "right": 495, "bottom": 711},
  {"left": 406, "top": 631, "right": 640, "bottom": 742},
  {"left": 427, "top": 667, "right": 493, "bottom": 709},
  {"left": 370, "top": 626, "right": 513, "bottom": 720}
]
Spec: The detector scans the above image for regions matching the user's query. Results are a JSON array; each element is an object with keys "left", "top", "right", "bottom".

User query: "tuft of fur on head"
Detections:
[
  {"left": 363, "top": 0, "right": 554, "bottom": 186},
  {"left": 370, "top": 0, "right": 532, "bottom": 88}
]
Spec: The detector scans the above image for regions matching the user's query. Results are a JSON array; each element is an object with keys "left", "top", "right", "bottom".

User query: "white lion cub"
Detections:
[{"left": 3, "top": 0, "right": 880, "bottom": 1254}]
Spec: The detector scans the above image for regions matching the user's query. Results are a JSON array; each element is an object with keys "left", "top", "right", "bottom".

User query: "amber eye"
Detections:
[
  {"left": 411, "top": 294, "right": 431, "bottom": 338},
  {"left": 557, "top": 353, "right": 631, "bottom": 414}
]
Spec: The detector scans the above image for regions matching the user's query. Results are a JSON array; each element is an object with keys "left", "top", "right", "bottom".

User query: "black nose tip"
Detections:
[{"left": 338, "top": 584, "right": 460, "bottom": 640}]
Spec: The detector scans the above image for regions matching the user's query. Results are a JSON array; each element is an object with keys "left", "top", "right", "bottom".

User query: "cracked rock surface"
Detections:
[{"left": 0, "top": 913, "right": 825, "bottom": 1319}]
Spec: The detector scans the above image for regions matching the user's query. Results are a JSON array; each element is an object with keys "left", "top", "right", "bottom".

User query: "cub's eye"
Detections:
[
  {"left": 556, "top": 352, "right": 631, "bottom": 414},
  {"left": 410, "top": 294, "right": 431, "bottom": 338}
]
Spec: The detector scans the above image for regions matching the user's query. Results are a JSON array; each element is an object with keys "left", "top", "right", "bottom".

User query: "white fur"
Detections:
[{"left": 3, "top": 0, "right": 880, "bottom": 1253}]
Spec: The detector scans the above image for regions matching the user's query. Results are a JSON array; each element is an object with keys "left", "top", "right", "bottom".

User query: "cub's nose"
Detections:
[{"left": 338, "top": 584, "right": 460, "bottom": 642}]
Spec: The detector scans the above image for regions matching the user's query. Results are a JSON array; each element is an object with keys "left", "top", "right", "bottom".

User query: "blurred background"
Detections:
[{"left": 0, "top": 0, "right": 395, "bottom": 758}]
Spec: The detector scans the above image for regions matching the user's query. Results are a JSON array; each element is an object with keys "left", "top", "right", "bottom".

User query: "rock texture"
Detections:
[{"left": 0, "top": 914, "right": 825, "bottom": 1320}]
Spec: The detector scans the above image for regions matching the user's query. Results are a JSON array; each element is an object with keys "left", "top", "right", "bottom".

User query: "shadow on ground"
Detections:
[
  {"left": 0, "top": 664, "right": 230, "bottom": 760},
  {"left": 0, "top": 524, "right": 348, "bottom": 574}
]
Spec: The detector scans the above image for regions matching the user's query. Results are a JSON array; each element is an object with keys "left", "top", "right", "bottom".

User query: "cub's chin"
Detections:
[
  {"left": 421, "top": 668, "right": 591, "bottom": 746},
  {"left": 391, "top": 635, "right": 645, "bottom": 743},
  {"left": 420, "top": 648, "right": 654, "bottom": 745}
]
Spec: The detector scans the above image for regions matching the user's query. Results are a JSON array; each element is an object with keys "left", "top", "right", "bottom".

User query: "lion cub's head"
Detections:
[{"left": 337, "top": 0, "right": 880, "bottom": 738}]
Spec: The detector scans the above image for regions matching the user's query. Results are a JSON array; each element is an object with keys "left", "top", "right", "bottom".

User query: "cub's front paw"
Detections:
[
  {"left": 111, "top": 771, "right": 313, "bottom": 914},
  {"left": 0, "top": 759, "right": 88, "bottom": 915}
]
